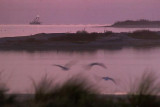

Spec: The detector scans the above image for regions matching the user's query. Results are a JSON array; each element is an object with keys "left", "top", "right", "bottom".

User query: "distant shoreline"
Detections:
[
  {"left": 0, "top": 30, "right": 160, "bottom": 51},
  {"left": 105, "top": 19, "right": 160, "bottom": 28}
]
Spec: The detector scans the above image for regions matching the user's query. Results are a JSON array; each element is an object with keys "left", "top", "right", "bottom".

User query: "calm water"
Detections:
[
  {"left": 0, "top": 24, "right": 160, "bottom": 37},
  {"left": 0, "top": 25, "right": 160, "bottom": 94},
  {"left": 1, "top": 48, "right": 160, "bottom": 94}
]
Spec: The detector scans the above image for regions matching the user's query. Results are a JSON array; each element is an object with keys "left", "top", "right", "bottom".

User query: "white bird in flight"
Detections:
[
  {"left": 86, "top": 62, "right": 107, "bottom": 70},
  {"left": 53, "top": 60, "right": 76, "bottom": 71}
]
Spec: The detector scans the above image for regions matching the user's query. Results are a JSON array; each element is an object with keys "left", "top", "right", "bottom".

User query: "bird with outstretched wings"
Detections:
[{"left": 53, "top": 60, "right": 76, "bottom": 71}]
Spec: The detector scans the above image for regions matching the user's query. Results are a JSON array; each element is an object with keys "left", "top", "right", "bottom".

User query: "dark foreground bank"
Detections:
[
  {"left": 0, "top": 30, "right": 160, "bottom": 51},
  {"left": 1, "top": 71, "right": 160, "bottom": 107}
]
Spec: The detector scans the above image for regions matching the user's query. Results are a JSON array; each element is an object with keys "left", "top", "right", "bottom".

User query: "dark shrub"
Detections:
[{"left": 128, "top": 30, "right": 160, "bottom": 39}]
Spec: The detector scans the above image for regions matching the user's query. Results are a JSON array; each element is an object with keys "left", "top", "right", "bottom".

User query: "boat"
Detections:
[{"left": 30, "top": 15, "right": 41, "bottom": 25}]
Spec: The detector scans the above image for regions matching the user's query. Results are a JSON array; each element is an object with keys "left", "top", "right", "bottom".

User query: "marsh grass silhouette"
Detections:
[
  {"left": 1, "top": 70, "right": 160, "bottom": 107},
  {"left": 0, "top": 73, "right": 16, "bottom": 106},
  {"left": 128, "top": 71, "right": 160, "bottom": 107},
  {"left": 29, "top": 74, "right": 54, "bottom": 102},
  {"left": 30, "top": 75, "right": 118, "bottom": 107}
]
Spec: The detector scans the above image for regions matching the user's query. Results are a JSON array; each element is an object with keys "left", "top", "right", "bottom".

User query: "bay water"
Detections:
[{"left": 0, "top": 25, "right": 160, "bottom": 94}]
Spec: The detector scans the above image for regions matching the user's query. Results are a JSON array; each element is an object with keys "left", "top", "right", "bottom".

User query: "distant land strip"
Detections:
[
  {"left": 0, "top": 30, "right": 160, "bottom": 51},
  {"left": 105, "top": 19, "right": 160, "bottom": 28}
]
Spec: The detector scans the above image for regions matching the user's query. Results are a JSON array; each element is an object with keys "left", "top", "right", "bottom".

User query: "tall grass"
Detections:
[
  {"left": 128, "top": 71, "right": 160, "bottom": 107},
  {"left": 31, "top": 74, "right": 54, "bottom": 102},
  {"left": 1, "top": 70, "right": 160, "bottom": 106},
  {"left": 0, "top": 72, "right": 16, "bottom": 106},
  {"left": 30, "top": 75, "right": 117, "bottom": 107}
]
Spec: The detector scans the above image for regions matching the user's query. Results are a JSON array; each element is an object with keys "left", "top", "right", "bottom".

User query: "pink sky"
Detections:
[{"left": 0, "top": 0, "right": 160, "bottom": 24}]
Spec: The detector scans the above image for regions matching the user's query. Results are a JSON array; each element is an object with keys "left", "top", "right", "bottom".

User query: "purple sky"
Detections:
[{"left": 0, "top": 0, "right": 160, "bottom": 24}]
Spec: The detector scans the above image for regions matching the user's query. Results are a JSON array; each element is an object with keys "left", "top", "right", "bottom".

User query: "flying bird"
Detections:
[
  {"left": 86, "top": 62, "right": 107, "bottom": 70},
  {"left": 53, "top": 64, "right": 69, "bottom": 71},
  {"left": 93, "top": 74, "right": 116, "bottom": 84},
  {"left": 53, "top": 60, "right": 76, "bottom": 71},
  {"left": 102, "top": 76, "right": 116, "bottom": 84}
]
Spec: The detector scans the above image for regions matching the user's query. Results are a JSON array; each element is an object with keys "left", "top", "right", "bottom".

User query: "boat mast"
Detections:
[
  {"left": 30, "top": 15, "right": 41, "bottom": 24},
  {"left": 33, "top": 15, "right": 40, "bottom": 23}
]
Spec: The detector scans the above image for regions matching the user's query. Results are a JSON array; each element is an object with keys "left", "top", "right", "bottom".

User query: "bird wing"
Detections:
[
  {"left": 89, "top": 62, "right": 107, "bottom": 69},
  {"left": 65, "top": 60, "right": 77, "bottom": 68},
  {"left": 103, "top": 77, "right": 116, "bottom": 84},
  {"left": 98, "top": 63, "right": 107, "bottom": 69},
  {"left": 53, "top": 64, "right": 65, "bottom": 69}
]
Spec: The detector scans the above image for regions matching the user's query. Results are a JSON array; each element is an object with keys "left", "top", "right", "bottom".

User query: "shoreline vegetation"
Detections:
[
  {"left": 0, "top": 30, "right": 160, "bottom": 51},
  {"left": 106, "top": 19, "right": 160, "bottom": 28},
  {"left": 1, "top": 71, "right": 160, "bottom": 107}
]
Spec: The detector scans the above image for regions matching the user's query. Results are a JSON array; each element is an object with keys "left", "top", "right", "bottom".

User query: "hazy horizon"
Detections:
[{"left": 0, "top": 0, "right": 160, "bottom": 24}]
